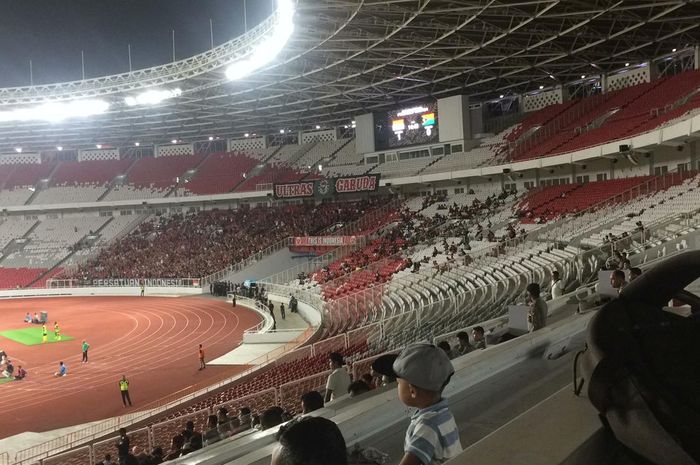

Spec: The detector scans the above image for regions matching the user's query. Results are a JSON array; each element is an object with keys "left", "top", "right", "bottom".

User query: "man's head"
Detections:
[
  {"left": 552, "top": 270, "right": 560, "bottom": 281},
  {"left": 456, "top": 331, "right": 469, "bottom": 345},
  {"left": 328, "top": 352, "right": 344, "bottom": 369},
  {"left": 260, "top": 407, "right": 285, "bottom": 430},
  {"left": 271, "top": 417, "right": 347, "bottom": 465},
  {"left": 373, "top": 343, "right": 454, "bottom": 409},
  {"left": 526, "top": 283, "right": 541, "bottom": 300},
  {"left": 629, "top": 267, "right": 642, "bottom": 281},
  {"left": 300, "top": 390, "right": 324, "bottom": 414},
  {"left": 611, "top": 269, "right": 627, "bottom": 289},
  {"left": 239, "top": 406, "right": 251, "bottom": 421},
  {"left": 437, "top": 340, "right": 452, "bottom": 355},
  {"left": 472, "top": 326, "right": 485, "bottom": 342},
  {"left": 119, "top": 427, "right": 127, "bottom": 436}
]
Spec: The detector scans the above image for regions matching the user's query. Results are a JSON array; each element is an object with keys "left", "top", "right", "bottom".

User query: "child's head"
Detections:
[{"left": 374, "top": 343, "right": 454, "bottom": 409}]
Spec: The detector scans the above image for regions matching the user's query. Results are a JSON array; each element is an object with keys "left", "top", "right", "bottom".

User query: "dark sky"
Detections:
[{"left": 0, "top": 0, "right": 272, "bottom": 87}]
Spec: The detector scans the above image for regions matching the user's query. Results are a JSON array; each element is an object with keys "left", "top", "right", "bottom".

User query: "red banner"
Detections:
[{"left": 293, "top": 236, "right": 359, "bottom": 247}]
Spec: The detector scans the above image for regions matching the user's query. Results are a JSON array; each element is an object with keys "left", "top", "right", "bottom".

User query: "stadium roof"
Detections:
[{"left": 0, "top": 0, "right": 699, "bottom": 152}]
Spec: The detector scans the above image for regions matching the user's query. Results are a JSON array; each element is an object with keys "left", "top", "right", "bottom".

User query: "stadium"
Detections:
[{"left": 0, "top": 0, "right": 698, "bottom": 464}]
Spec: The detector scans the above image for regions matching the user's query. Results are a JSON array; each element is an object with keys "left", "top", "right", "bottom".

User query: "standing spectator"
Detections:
[
  {"left": 232, "top": 293, "right": 236, "bottom": 308},
  {"left": 82, "top": 340, "right": 90, "bottom": 363},
  {"left": 300, "top": 391, "right": 324, "bottom": 414},
  {"left": 119, "top": 375, "right": 133, "bottom": 407},
  {"left": 372, "top": 343, "right": 462, "bottom": 465},
  {"left": 140, "top": 282, "right": 145, "bottom": 297},
  {"left": 54, "top": 361, "right": 67, "bottom": 377},
  {"left": 198, "top": 344, "right": 206, "bottom": 370},
  {"left": 116, "top": 428, "right": 130, "bottom": 465},
  {"left": 271, "top": 417, "right": 347, "bottom": 465},
  {"left": 203, "top": 414, "right": 222, "bottom": 446},
  {"left": 325, "top": 352, "right": 351, "bottom": 403},
  {"left": 550, "top": 270, "right": 564, "bottom": 299},
  {"left": 527, "top": 283, "right": 548, "bottom": 332},
  {"left": 472, "top": 326, "right": 487, "bottom": 350},
  {"left": 280, "top": 303, "right": 286, "bottom": 320},
  {"left": 216, "top": 407, "right": 233, "bottom": 436},
  {"left": 163, "top": 434, "right": 184, "bottom": 461}
]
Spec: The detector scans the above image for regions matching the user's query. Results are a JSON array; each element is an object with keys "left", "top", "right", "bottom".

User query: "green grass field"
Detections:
[
  {"left": 0, "top": 327, "right": 74, "bottom": 346},
  {"left": 0, "top": 377, "right": 15, "bottom": 385}
]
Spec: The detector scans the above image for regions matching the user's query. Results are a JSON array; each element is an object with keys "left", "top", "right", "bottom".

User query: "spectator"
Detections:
[
  {"left": 271, "top": 417, "right": 347, "bottom": 465},
  {"left": 371, "top": 354, "right": 397, "bottom": 386},
  {"left": 54, "top": 361, "right": 67, "bottom": 377},
  {"left": 348, "top": 380, "right": 371, "bottom": 398},
  {"left": 149, "top": 447, "right": 164, "bottom": 464},
  {"left": 360, "top": 373, "right": 376, "bottom": 389},
  {"left": 372, "top": 343, "right": 462, "bottom": 465},
  {"left": 2, "top": 360, "right": 14, "bottom": 378},
  {"left": 260, "top": 406, "right": 285, "bottom": 430},
  {"left": 610, "top": 269, "right": 627, "bottom": 294},
  {"left": 455, "top": 331, "right": 473, "bottom": 355},
  {"left": 325, "top": 352, "right": 351, "bottom": 403},
  {"left": 550, "top": 270, "right": 564, "bottom": 298},
  {"left": 163, "top": 434, "right": 184, "bottom": 461},
  {"left": 203, "top": 414, "right": 222, "bottom": 446},
  {"left": 98, "top": 453, "right": 116, "bottom": 465},
  {"left": 629, "top": 267, "right": 642, "bottom": 281},
  {"left": 116, "top": 428, "right": 130, "bottom": 465},
  {"left": 14, "top": 365, "right": 26, "bottom": 381},
  {"left": 216, "top": 407, "right": 233, "bottom": 437},
  {"left": 437, "top": 341, "right": 455, "bottom": 360},
  {"left": 472, "top": 326, "right": 487, "bottom": 350},
  {"left": 300, "top": 391, "right": 324, "bottom": 414},
  {"left": 526, "top": 283, "right": 548, "bottom": 332},
  {"left": 231, "top": 407, "right": 252, "bottom": 434}
]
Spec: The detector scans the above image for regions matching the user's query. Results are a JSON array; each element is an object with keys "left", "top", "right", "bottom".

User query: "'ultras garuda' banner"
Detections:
[{"left": 273, "top": 174, "right": 380, "bottom": 199}]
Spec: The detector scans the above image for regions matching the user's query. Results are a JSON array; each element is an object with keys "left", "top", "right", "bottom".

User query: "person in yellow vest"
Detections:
[
  {"left": 119, "top": 375, "right": 133, "bottom": 407},
  {"left": 41, "top": 324, "right": 48, "bottom": 344},
  {"left": 53, "top": 322, "right": 61, "bottom": 341}
]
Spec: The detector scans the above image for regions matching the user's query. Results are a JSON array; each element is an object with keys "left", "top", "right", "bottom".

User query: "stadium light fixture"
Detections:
[
  {"left": 124, "top": 88, "right": 182, "bottom": 107},
  {"left": 499, "top": 94, "right": 504, "bottom": 99},
  {"left": 226, "top": 0, "right": 295, "bottom": 81},
  {"left": 318, "top": 164, "right": 323, "bottom": 172},
  {"left": 581, "top": 75, "right": 586, "bottom": 79},
  {"left": 315, "top": 125, "right": 321, "bottom": 130},
  {"left": 672, "top": 48, "right": 677, "bottom": 52},
  {"left": 134, "top": 142, "right": 140, "bottom": 147},
  {"left": 208, "top": 136, "right": 214, "bottom": 141},
  {"left": 171, "top": 139, "right": 178, "bottom": 144},
  {"left": 56, "top": 146, "right": 63, "bottom": 151},
  {"left": 14, "top": 147, "right": 22, "bottom": 153},
  {"left": 96, "top": 144, "right": 103, "bottom": 149},
  {"left": 539, "top": 85, "right": 544, "bottom": 90},
  {"left": 0, "top": 99, "right": 109, "bottom": 123},
  {"left": 625, "top": 63, "right": 630, "bottom": 67},
  {"left": 244, "top": 133, "right": 250, "bottom": 138},
  {"left": 280, "top": 129, "right": 285, "bottom": 134}
]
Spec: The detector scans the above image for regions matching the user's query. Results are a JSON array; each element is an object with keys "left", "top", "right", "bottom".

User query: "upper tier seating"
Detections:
[
  {"left": 184, "top": 152, "right": 258, "bottom": 195},
  {"left": 0, "top": 188, "right": 34, "bottom": 207},
  {"left": 294, "top": 139, "right": 352, "bottom": 169},
  {"left": 31, "top": 185, "right": 108, "bottom": 205},
  {"left": 125, "top": 154, "right": 206, "bottom": 189},
  {"left": 327, "top": 139, "right": 364, "bottom": 166},
  {"left": 2, "top": 162, "right": 56, "bottom": 189},
  {"left": 236, "top": 165, "right": 307, "bottom": 192},
  {"left": 51, "top": 159, "right": 134, "bottom": 185},
  {"left": 103, "top": 184, "right": 169, "bottom": 201}
]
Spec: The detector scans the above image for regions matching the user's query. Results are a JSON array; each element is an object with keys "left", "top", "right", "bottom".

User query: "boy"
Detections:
[{"left": 374, "top": 343, "right": 462, "bottom": 465}]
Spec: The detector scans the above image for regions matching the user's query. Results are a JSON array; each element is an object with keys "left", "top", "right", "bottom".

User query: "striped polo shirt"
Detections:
[{"left": 404, "top": 398, "right": 462, "bottom": 464}]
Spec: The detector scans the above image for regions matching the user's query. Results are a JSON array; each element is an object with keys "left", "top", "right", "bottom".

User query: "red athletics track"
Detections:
[{"left": 0, "top": 296, "right": 260, "bottom": 439}]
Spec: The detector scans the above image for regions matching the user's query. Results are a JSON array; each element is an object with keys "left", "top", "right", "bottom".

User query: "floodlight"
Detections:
[
  {"left": 125, "top": 88, "right": 182, "bottom": 107},
  {"left": 209, "top": 136, "right": 214, "bottom": 141},
  {"left": 96, "top": 144, "right": 103, "bottom": 149},
  {"left": 581, "top": 75, "right": 586, "bottom": 79},
  {"left": 539, "top": 85, "right": 544, "bottom": 90},
  {"left": 672, "top": 48, "right": 677, "bottom": 52},
  {"left": 171, "top": 139, "right": 178, "bottom": 144},
  {"left": 0, "top": 99, "right": 109, "bottom": 123},
  {"left": 318, "top": 164, "right": 323, "bottom": 171},
  {"left": 56, "top": 146, "right": 63, "bottom": 151},
  {"left": 315, "top": 125, "right": 320, "bottom": 130},
  {"left": 499, "top": 95, "right": 504, "bottom": 99},
  {"left": 14, "top": 148, "right": 22, "bottom": 153},
  {"left": 280, "top": 129, "right": 285, "bottom": 134},
  {"left": 244, "top": 133, "right": 250, "bottom": 138},
  {"left": 135, "top": 142, "right": 140, "bottom": 147},
  {"left": 625, "top": 63, "right": 630, "bottom": 67},
  {"left": 226, "top": 0, "right": 295, "bottom": 81}
]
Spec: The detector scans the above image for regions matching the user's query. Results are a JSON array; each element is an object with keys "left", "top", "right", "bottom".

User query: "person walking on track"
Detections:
[
  {"left": 41, "top": 324, "right": 48, "bottom": 344},
  {"left": 140, "top": 282, "right": 145, "bottom": 297},
  {"left": 53, "top": 321, "right": 61, "bottom": 341},
  {"left": 198, "top": 344, "right": 206, "bottom": 370},
  {"left": 280, "top": 303, "right": 286, "bottom": 320},
  {"left": 119, "top": 375, "right": 132, "bottom": 406},
  {"left": 82, "top": 340, "right": 90, "bottom": 363}
]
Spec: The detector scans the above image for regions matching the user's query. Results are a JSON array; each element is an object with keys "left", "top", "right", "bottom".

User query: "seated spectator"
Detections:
[
  {"left": 550, "top": 270, "right": 564, "bottom": 299},
  {"left": 260, "top": 406, "right": 285, "bottom": 430},
  {"left": 437, "top": 341, "right": 455, "bottom": 359},
  {"left": 24, "top": 312, "right": 32, "bottom": 323},
  {"left": 325, "top": 353, "right": 351, "bottom": 403},
  {"left": 272, "top": 417, "right": 347, "bottom": 465},
  {"left": 180, "top": 420, "right": 203, "bottom": 455},
  {"left": 150, "top": 447, "right": 164, "bottom": 464},
  {"left": 216, "top": 407, "right": 233, "bottom": 436},
  {"left": 203, "top": 414, "right": 222, "bottom": 446},
  {"left": 301, "top": 390, "right": 324, "bottom": 414},
  {"left": 347, "top": 380, "right": 371, "bottom": 398},
  {"left": 163, "top": 434, "right": 184, "bottom": 461},
  {"left": 232, "top": 407, "right": 252, "bottom": 434},
  {"left": 130, "top": 446, "right": 148, "bottom": 464},
  {"left": 610, "top": 269, "right": 627, "bottom": 294},
  {"left": 472, "top": 326, "right": 487, "bottom": 350},
  {"left": 455, "top": 331, "right": 473, "bottom": 355},
  {"left": 371, "top": 354, "right": 398, "bottom": 387},
  {"left": 526, "top": 283, "right": 548, "bottom": 332},
  {"left": 54, "top": 361, "right": 67, "bottom": 377},
  {"left": 360, "top": 373, "right": 376, "bottom": 390},
  {"left": 14, "top": 365, "right": 26, "bottom": 380}
]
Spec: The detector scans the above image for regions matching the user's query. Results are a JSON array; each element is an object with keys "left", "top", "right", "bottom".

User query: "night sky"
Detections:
[{"left": 0, "top": 0, "right": 272, "bottom": 87}]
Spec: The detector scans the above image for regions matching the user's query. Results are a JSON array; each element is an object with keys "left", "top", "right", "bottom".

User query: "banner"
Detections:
[
  {"left": 293, "top": 236, "right": 359, "bottom": 247},
  {"left": 91, "top": 278, "right": 200, "bottom": 288},
  {"left": 273, "top": 174, "right": 380, "bottom": 199}
]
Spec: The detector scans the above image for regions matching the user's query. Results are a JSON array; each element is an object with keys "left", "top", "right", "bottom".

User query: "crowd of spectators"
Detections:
[{"left": 70, "top": 200, "right": 384, "bottom": 280}]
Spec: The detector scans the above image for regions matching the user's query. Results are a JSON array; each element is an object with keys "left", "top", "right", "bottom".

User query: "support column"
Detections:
[
  {"left": 354, "top": 113, "right": 375, "bottom": 154},
  {"left": 437, "top": 95, "right": 471, "bottom": 143}
]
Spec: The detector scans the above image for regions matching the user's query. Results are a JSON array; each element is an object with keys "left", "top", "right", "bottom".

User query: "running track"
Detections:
[{"left": 0, "top": 296, "right": 260, "bottom": 439}]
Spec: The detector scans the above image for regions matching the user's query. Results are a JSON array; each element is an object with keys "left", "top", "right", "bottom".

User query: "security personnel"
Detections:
[{"left": 119, "top": 375, "right": 133, "bottom": 407}]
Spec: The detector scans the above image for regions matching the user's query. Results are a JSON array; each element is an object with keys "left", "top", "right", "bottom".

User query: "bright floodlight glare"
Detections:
[
  {"left": 0, "top": 99, "right": 109, "bottom": 123},
  {"left": 315, "top": 125, "right": 320, "bottom": 130},
  {"left": 279, "top": 129, "right": 285, "bottom": 134},
  {"left": 672, "top": 48, "right": 677, "bottom": 52},
  {"left": 581, "top": 75, "right": 586, "bottom": 79},
  {"left": 56, "top": 146, "right": 63, "bottom": 151},
  {"left": 226, "top": 0, "right": 295, "bottom": 80},
  {"left": 171, "top": 139, "right": 178, "bottom": 144},
  {"left": 208, "top": 136, "right": 214, "bottom": 141},
  {"left": 125, "top": 88, "right": 182, "bottom": 106},
  {"left": 96, "top": 144, "right": 103, "bottom": 149},
  {"left": 539, "top": 85, "right": 544, "bottom": 90},
  {"left": 625, "top": 62, "right": 630, "bottom": 67},
  {"left": 499, "top": 94, "right": 504, "bottom": 99},
  {"left": 244, "top": 133, "right": 250, "bottom": 138},
  {"left": 135, "top": 142, "right": 140, "bottom": 147},
  {"left": 14, "top": 147, "right": 22, "bottom": 153}
]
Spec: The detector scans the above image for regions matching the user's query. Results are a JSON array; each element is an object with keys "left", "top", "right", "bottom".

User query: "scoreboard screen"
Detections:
[{"left": 375, "top": 103, "right": 438, "bottom": 149}]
